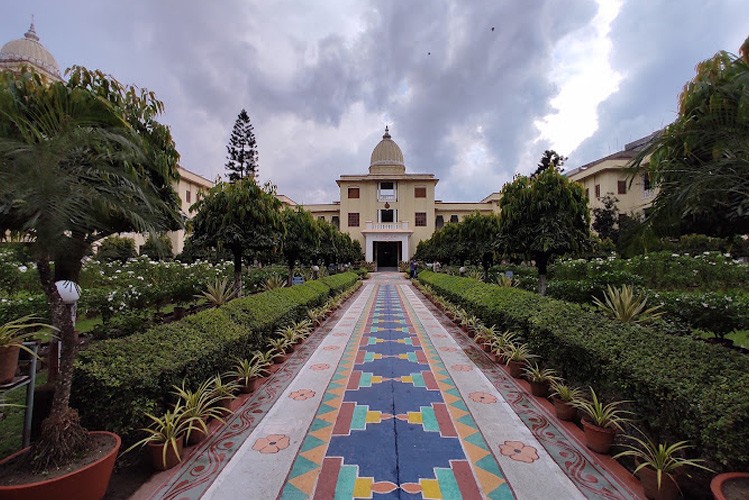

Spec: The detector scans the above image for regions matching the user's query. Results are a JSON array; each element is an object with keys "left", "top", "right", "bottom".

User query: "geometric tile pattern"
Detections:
[{"left": 281, "top": 284, "right": 513, "bottom": 499}]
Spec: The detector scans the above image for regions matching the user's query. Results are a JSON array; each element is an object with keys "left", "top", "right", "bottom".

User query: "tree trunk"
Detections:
[
  {"left": 34, "top": 259, "right": 87, "bottom": 469},
  {"left": 233, "top": 248, "right": 243, "bottom": 298},
  {"left": 536, "top": 254, "right": 549, "bottom": 296},
  {"left": 288, "top": 263, "right": 294, "bottom": 287}
]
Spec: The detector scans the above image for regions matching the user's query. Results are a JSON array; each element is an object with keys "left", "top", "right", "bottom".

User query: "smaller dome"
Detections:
[
  {"left": 369, "top": 126, "right": 405, "bottom": 174},
  {"left": 0, "top": 21, "right": 62, "bottom": 81}
]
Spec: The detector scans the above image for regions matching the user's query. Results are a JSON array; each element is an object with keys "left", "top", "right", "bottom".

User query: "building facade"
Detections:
[
  {"left": 566, "top": 134, "right": 657, "bottom": 222},
  {"left": 284, "top": 128, "right": 500, "bottom": 270}
]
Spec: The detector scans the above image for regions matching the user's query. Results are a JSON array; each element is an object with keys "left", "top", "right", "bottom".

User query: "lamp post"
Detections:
[{"left": 51, "top": 280, "right": 81, "bottom": 381}]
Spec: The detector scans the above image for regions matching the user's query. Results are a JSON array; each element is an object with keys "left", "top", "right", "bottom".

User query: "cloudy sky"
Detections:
[{"left": 3, "top": 1, "right": 747, "bottom": 203}]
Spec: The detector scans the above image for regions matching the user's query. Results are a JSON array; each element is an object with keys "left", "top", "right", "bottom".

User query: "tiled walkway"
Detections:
[{"left": 141, "top": 273, "right": 641, "bottom": 499}]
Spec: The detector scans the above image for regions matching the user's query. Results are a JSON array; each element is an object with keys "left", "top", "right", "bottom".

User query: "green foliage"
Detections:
[
  {"left": 225, "top": 109, "right": 259, "bottom": 182},
  {"left": 496, "top": 166, "right": 590, "bottom": 293},
  {"left": 591, "top": 194, "right": 620, "bottom": 242},
  {"left": 71, "top": 273, "right": 358, "bottom": 444},
  {"left": 97, "top": 237, "right": 137, "bottom": 263},
  {"left": 90, "top": 310, "right": 150, "bottom": 340},
  {"left": 592, "top": 284, "right": 664, "bottom": 323},
  {"left": 139, "top": 233, "right": 173, "bottom": 261},
  {"left": 573, "top": 387, "right": 633, "bottom": 431},
  {"left": 196, "top": 278, "right": 235, "bottom": 307},
  {"left": 629, "top": 44, "right": 749, "bottom": 237},
  {"left": 458, "top": 212, "right": 501, "bottom": 275},
  {"left": 281, "top": 207, "right": 322, "bottom": 283},
  {"left": 417, "top": 271, "right": 749, "bottom": 471}
]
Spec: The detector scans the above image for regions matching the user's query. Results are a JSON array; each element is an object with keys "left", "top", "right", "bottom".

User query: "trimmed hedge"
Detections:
[
  {"left": 72, "top": 272, "right": 358, "bottom": 443},
  {"left": 418, "top": 271, "right": 748, "bottom": 471}
]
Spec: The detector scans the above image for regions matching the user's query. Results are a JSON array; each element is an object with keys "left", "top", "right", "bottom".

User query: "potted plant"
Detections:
[
  {"left": 276, "top": 325, "right": 302, "bottom": 352},
  {"left": 0, "top": 315, "right": 50, "bottom": 384},
  {"left": 125, "top": 403, "right": 199, "bottom": 470},
  {"left": 710, "top": 472, "right": 749, "bottom": 500},
  {"left": 573, "top": 387, "right": 633, "bottom": 454},
  {"left": 549, "top": 382, "right": 583, "bottom": 421},
  {"left": 172, "top": 379, "right": 226, "bottom": 445},
  {"left": 613, "top": 430, "right": 712, "bottom": 500},
  {"left": 522, "top": 363, "right": 561, "bottom": 398},
  {"left": 267, "top": 338, "right": 292, "bottom": 364},
  {"left": 489, "top": 330, "right": 519, "bottom": 363},
  {"left": 503, "top": 342, "right": 537, "bottom": 378},
  {"left": 208, "top": 374, "right": 239, "bottom": 415},
  {"left": 225, "top": 357, "right": 269, "bottom": 394}
]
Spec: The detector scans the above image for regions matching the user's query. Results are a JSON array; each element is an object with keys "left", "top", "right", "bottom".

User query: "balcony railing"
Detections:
[
  {"left": 377, "top": 193, "right": 398, "bottom": 202},
  {"left": 364, "top": 221, "right": 410, "bottom": 231}
]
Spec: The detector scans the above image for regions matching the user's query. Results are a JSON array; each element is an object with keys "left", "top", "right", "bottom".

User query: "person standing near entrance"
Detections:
[{"left": 409, "top": 259, "right": 417, "bottom": 278}]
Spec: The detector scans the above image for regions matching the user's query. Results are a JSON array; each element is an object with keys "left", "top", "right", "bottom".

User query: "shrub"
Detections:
[
  {"left": 97, "top": 236, "right": 137, "bottom": 263},
  {"left": 90, "top": 310, "right": 151, "bottom": 340},
  {"left": 72, "top": 273, "right": 358, "bottom": 444},
  {"left": 139, "top": 234, "right": 173, "bottom": 261},
  {"left": 417, "top": 271, "right": 748, "bottom": 471}
]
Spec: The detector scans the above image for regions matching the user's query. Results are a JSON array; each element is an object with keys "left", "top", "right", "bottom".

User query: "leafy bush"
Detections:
[
  {"left": 417, "top": 271, "right": 748, "bottom": 471},
  {"left": 646, "top": 290, "right": 749, "bottom": 336},
  {"left": 139, "top": 234, "right": 173, "bottom": 261},
  {"left": 91, "top": 310, "right": 151, "bottom": 340},
  {"left": 97, "top": 236, "right": 137, "bottom": 263},
  {"left": 72, "top": 272, "right": 358, "bottom": 444}
]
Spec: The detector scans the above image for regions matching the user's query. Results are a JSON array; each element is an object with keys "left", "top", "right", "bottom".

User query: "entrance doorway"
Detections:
[{"left": 374, "top": 241, "right": 399, "bottom": 271}]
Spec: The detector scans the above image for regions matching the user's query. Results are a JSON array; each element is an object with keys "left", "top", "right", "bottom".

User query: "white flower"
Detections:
[{"left": 18, "top": 265, "right": 28, "bottom": 273}]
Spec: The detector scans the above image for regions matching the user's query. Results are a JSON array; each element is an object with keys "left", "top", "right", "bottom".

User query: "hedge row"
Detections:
[
  {"left": 71, "top": 272, "right": 358, "bottom": 443},
  {"left": 417, "top": 271, "right": 748, "bottom": 471}
]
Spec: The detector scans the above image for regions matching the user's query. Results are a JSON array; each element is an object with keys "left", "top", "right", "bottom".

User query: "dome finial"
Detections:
[
  {"left": 383, "top": 125, "right": 391, "bottom": 139},
  {"left": 25, "top": 16, "right": 39, "bottom": 42}
]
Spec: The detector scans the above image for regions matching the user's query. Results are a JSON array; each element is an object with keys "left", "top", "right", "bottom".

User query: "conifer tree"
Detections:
[{"left": 225, "top": 109, "right": 259, "bottom": 181}]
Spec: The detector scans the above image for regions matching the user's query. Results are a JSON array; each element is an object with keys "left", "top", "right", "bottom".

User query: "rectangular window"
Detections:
[
  {"left": 595, "top": 184, "right": 601, "bottom": 198},
  {"left": 186, "top": 190, "right": 192, "bottom": 203},
  {"left": 585, "top": 188, "right": 589, "bottom": 200},
  {"left": 318, "top": 216, "right": 325, "bottom": 221},
  {"left": 380, "top": 209, "right": 395, "bottom": 223},
  {"left": 415, "top": 212, "right": 427, "bottom": 227},
  {"left": 414, "top": 187, "right": 427, "bottom": 198},
  {"left": 331, "top": 216, "right": 340, "bottom": 230},
  {"left": 617, "top": 180, "right": 627, "bottom": 195},
  {"left": 378, "top": 181, "right": 396, "bottom": 201},
  {"left": 348, "top": 187, "right": 360, "bottom": 199},
  {"left": 348, "top": 212, "right": 359, "bottom": 227},
  {"left": 643, "top": 173, "right": 652, "bottom": 191},
  {"left": 435, "top": 215, "right": 444, "bottom": 229},
  {"left": 450, "top": 214, "right": 459, "bottom": 224}
]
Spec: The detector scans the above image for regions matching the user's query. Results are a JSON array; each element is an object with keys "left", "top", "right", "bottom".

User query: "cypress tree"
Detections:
[{"left": 225, "top": 109, "right": 259, "bottom": 182}]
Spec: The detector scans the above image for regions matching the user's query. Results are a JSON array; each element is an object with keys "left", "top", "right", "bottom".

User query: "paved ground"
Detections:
[{"left": 136, "top": 273, "right": 641, "bottom": 499}]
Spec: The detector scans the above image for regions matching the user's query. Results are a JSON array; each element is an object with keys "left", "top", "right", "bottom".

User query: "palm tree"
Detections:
[
  {"left": 0, "top": 67, "right": 182, "bottom": 468},
  {"left": 629, "top": 40, "right": 748, "bottom": 238}
]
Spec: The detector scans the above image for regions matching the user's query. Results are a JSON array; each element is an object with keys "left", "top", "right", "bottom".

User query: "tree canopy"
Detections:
[
  {"left": 225, "top": 108, "right": 259, "bottom": 182},
  {"left": 496, "top": 166, "right": 590, "bottom": 294},
  {"left": 629, "top": 40, "right": 749, "bottom": 238},
  {"left": 458, "top": 212, "right": 501, "bottom": 278},
  {"left": 280, "top": 207, "right": 322, "bottom": 284},
  {"left": 531, "top": 149, "right": 566, "bottom": 178},
  {"left": 189, "top": 179, "right": 282, "bottom": 295}
]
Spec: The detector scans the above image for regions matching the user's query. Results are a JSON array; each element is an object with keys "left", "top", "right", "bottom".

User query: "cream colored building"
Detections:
[
  {"left": 1, "top": 22, "right": 215, "bottom": 255},
  {"left": 282, "top": 128, "right": 500, "bottom": 270},
  {"left": 566, "top": 134, "right": 657, "bottom": 224}
]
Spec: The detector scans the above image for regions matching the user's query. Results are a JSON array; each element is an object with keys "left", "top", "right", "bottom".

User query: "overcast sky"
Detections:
[{"left": 3, "top": 1, "right": 747, "bottom": 203}]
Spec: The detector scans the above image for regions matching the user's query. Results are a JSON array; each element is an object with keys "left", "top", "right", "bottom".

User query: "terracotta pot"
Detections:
[
  {"left": 0, "top": 345, "right": 21, "bottom": 384},
  {"left": 552, "top": 397, "right": 578, "bottom": 421},
  {"left": 238, "top": 379, "right": 254, "bottom": 394},
  {"left": 529, "top": 380, "right": 550, "bottom": 398},
  {"left": 147, "top": 439, "right": 183, "bottom": 470},
  {"left": 636, "top": 466, "right": 680, "bottom": 500},
  {"left": 0, "top": 431, "right": 120, "bottom": 500},
  {"left": 186, "top": 424, "right": 208, "bottom": 446},
  {"left": 216, "top": 397, "right": 233, "bottom": 413},
  {"left": 710, "top": 472, "right": 749, "bottom": 500},
  {"left": 507, "top": 360, "right": 525, "bottom": 379},
  {"left": 581, "top": 419, "right": 617, "bottom": 454}
]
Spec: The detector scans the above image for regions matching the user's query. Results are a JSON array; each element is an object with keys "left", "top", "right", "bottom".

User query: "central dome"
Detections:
[
  {"left": 369, "top": 126, "right": 405, "bottom": 174},
  {"left": 0, "top": 22, "right": 62, "bottom": 81}
]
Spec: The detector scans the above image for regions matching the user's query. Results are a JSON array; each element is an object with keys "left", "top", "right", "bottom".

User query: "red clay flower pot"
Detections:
[
  {"left": 636, "top": 466, "right": 680, "bottom": 500},
  {"left": 0, "top": 345, "right": 20, "bottom": 384},
  {"left": 551, "top": 397, "right": 578, "bottom": 421},
  {"left": 0, "top": 431, "right": 120, "bottom": 500},
  {"left": 581, "top": 419, "right": 617, "bottom": 454},
  {"left": 529, "top": 380, "right": 550, "bottom": 398},
  {"left": 710, "top": 472, "right": 749, "bottom": 500},
  {"left": 507, "top": 360, "right": 525, "bottom": 379},
  {"left": 147, "top": 439, "right": 183, "bottom": 471}
]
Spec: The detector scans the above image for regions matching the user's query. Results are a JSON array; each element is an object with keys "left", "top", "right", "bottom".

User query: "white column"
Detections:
[
  {"left": 365, "top": 234, "right": 374, "bottom": 262},
  {"left": 401, "top": 235, "right": 409, "bottom": 262}
]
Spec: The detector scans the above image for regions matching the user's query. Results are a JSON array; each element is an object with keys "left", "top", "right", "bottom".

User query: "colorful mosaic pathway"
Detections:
[{"left": 149, "top": 273, "right": 640, "bottom": 500}]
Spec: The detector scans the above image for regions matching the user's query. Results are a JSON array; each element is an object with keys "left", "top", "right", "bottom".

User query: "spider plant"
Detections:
[
  {"left": 549, "top": 382, "right": 584, "bottom": 403},
  {"left": 523, "top": 363, "right": 562, "bottom": 384},
  {"left": 276, "top": 325, "right": 303, "bottom": 347},
  {"left": 250, "top": 349, "right": 276, "bottom": 370},
  {"left": 496, "top": 275, "right": 518, "bottom": 287},
  {"left": 292, "top": 319, "right": 313, "bottom": 338},
  {"left": 172, "top": 379, "right": 226, "bottom": 441},
  {"left": 573, "top": 387, "right": 633, "bottom": 431},
  {"left": 307, "top": 307, "right": 326, "bottom": 326},
  {"left": 613, "top": 429, "right": 713, "bottom": 493},
  {"left": 268, "top": 336, "right": 292, "bottom": 355},
  {"left": 208, "top": 374, "right": 239, "bottom": 413},
  {"left": 195, "top": 278, "right": 234, "bottom": 307},
  {"left": 124, "top": 403, "right": 199, "bottom": 468},
  {"left": 592, "top": 284, "right": 664, "bottom": 323},
  {"left": 503, "top": 342, "right": 537, "bottom": 364},
  {"left": 0, "top": 315, "right": 54, "bottom": 353}
]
